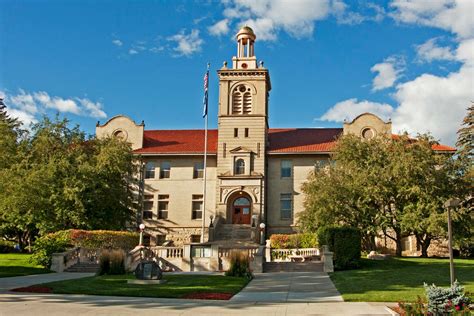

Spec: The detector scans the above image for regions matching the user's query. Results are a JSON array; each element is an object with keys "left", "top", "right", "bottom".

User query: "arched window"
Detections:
[
  {"left": 145, "top": 162, "right": 155, "bottom": 179},
  {"left": 235, "top": 159, "right": 245, "bottom": 175},
  {"left": 232, "top": 84, "right": 252, "bottom": 114},
  {"left": 233, "top": 197, "right": 250, "bottom": 207}
]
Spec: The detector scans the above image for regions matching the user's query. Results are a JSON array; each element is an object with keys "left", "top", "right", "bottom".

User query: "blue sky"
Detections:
[{"left": 1, "top": 0, "right": 473, "bottom": 145}]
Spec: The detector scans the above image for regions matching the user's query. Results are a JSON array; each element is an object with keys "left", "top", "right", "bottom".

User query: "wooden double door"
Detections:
[{"left": 231, "top": 197, "right": 251, "bottom": 224}]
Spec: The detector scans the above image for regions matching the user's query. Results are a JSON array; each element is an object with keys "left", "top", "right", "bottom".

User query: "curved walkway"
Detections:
[{"left": 0, "top": 272, "right": 94, "bottom": 292}]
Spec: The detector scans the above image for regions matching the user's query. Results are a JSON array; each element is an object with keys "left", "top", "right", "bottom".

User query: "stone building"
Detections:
[{"left": 96, "top": 26, "right": 454, "bottom": 248}]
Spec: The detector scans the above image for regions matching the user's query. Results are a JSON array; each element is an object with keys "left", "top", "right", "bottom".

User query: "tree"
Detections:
[
  {"left": 0, "top": 115, "right": 137, "bottom": 249},
  {"left": 300, "top": 133, "right": 461, "bottom": 257},
  {"left": 0, "top": 98, "right": 24, "bottom": 170}
]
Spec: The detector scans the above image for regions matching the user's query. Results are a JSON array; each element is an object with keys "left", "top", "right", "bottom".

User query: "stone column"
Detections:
[{"left": 322, "top": 245, "right": 334, "bottom": 273}]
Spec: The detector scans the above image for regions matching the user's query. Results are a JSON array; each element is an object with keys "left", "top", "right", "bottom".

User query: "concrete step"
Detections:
[
  {"left": 65, "top": 263, "right": 99, "bottom": 273},
  {"left": 263, "top": 261, "right": 324, "bottom": 273},
  {"left": 215, "top": 224, "right": 254, "bottom": 241}
]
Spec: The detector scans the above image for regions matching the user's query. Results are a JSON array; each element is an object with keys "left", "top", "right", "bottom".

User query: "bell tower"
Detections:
[{"left": 215, "top": 26, "right": 271, "bottom": 227}]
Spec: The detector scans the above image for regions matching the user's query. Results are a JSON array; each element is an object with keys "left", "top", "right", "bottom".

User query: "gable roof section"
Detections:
[{"left": 133, "top": 128, "right": 455, "bottom": 155}]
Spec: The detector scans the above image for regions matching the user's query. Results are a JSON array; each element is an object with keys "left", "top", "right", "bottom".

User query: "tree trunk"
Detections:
[
  {"left": 394, "top": 229, "right": 403, "bottom": 257},
  {"left": 415, "top": 234, "right": 431, "bottom": 258}
]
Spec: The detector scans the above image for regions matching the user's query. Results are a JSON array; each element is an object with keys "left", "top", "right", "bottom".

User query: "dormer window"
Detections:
[
  {"left": 232, "top": 84, "right": 252, "bottom": 115},
  {"left": 235, "top": 159, "right": 245, "bottom": 175}
]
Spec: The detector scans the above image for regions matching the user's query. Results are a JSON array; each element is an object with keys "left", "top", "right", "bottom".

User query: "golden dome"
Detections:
[{"left": 236, "top": 25, "right": 256, "bottom": 40}]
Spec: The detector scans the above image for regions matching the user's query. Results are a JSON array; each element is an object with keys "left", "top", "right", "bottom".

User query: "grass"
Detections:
[
  {"left": 38, "top": 274, "right": 250, "bottom": 298},
  {"left": 0, "top": 253, "right": 51, "bottom": 278},
  {"left": 330, "top": 257, "right": 474, "bottom": 302}
]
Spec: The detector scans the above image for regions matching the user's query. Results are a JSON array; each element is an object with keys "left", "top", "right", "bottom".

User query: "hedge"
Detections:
[
  {"left": 270, "top": 233, "right": 318, "bottom": 249},
  {"left": 0, "top": 240, "right": 16, "bottom": 253},
  {"left": 31, "top": 229, "right": 139, "bottom": 267},
  {"left": 317, "top": 226, "right": 361, "bottom": 270}
]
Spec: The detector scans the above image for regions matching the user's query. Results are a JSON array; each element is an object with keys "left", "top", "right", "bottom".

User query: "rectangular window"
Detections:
[
  {"left": 192, "top": 246, "right": 211, "bottom": 257},
  {"left": 158, "top": 194, "right": 169, "bottom": 219},
  {"left": 281, "top": 160, "right": 292, "bottom": 178},
  {"left": 193, "top": 162, "right": 204, "bottom": 179},
  {"left": 160, "top": 162, "right": 171, "bottom": 179},
  {"left": 280, "top": 193, "right": 293, "bottom": 220},
  {"left": 143, "top": 235, "right": 151, "bottom": 247},
  {"left": 156, "top": 234, "right": 166, "bottom": 246},
  {"left": 245, "top": 128, "right": 249, "bottom": 137},
  {"left": 234, "top": 128, "right": 238, "bottom": 137},
  {"left": 145, "top": 162, "right": 155, "bottom": 179},
  {"left": 192, "top": 194, "right": 203, "bottom": 220},
  {"left": 190, "top": 235, "right": 201, "bottom": 243},
  {"left": 143, "top": 194, "right": 154, "bottom": 219}
]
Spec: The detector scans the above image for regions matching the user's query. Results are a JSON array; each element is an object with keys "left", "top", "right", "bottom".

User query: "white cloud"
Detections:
[
  {"left": 215, "top": 0, "right": 334, "bottom": 41},
  {"left": 77, "top": 98, "right": 107, "bottom": 119},
  {"left": 33, "top": 91, "right": 81, "bottom": 115},
  {"left": 128, "top": 49, "right": 138, "bottom": 55},
  {"left": 167, "top": 29, "right": 203, "bottom": 56},
  {"left": 319, "top": 98, "right": 395, "bottom": 122},
  {"left": 333, "top": 0, "right": 385, "bottom": 25},
  {"left": 208, "top": 19, "right": 230, "bottom": 36},
  {"left": 415, "top": 37, "right": 456, "bottom": 62},
  {"left": 370, "top": 56, "right": 405, "bottom": 91},
  {"left": 321, "top": 40, "right": 474, "bottom": 145},
  {"left": 2, "top": 89, "right": 107, "bottom": 126},
  {"left": 112, "top": 39, "right": 123, "bottom": 47},
  {"left": 390, "top": 0, "right": 474, "bottom": 39}
]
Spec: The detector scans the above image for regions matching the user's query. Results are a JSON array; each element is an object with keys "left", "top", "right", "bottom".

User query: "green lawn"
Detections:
[
  {"left": 0, "top": 253, "right": 51, "bottom": 278},
  {"left": 330, "top": 257, "right": 474, "bottom": 302},
  {"left": 38, "top": 274, "right": 250, "bottom": 298}
]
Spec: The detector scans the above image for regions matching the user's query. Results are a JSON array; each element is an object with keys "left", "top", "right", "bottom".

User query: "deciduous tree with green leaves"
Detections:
[
  {"left": 0, "top": 112, "right": 137, "bottom": 250},
  {"left": 300, "top": 133, "right": 463, "bottom": 257}
]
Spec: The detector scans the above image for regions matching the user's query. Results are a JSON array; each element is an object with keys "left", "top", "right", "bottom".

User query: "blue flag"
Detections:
[{"left": 203, "top": 69, "right": 209, "bottom": 118}]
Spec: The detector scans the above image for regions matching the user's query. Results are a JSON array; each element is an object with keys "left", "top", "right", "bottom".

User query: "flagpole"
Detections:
[{"left": 201, "top": 63, "right": 210, "bottom": 243}]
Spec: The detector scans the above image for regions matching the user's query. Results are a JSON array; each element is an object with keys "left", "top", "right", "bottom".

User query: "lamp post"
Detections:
[
  {"left": 259, "top": 222, "right": 266, "bottom": 245},
  {"left": 444, "top": 198, "right": 460, "bottom": 286},
  {"left": 139, "top": 223, "right": 145, "bottom": 246}
]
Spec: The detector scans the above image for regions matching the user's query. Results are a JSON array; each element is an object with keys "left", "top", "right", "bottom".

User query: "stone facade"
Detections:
[{"left": 95, "top": 27, "right": 453, "bottom": 250}]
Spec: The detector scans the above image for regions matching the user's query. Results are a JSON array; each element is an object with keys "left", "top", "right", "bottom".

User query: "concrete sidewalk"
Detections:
[
  {"left": 0, "top": 272, "right": 94, "bottom": 292},
  {"left": 0, "top": 292, "right": 397, "bottom": 315},
  {"left": 232, "top": 272, "right": 343, "bottom": 302}
]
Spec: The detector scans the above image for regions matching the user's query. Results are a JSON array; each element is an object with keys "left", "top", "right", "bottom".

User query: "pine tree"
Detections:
[{"left": 456, "top": 103, "right": 473, "bottom": 160}]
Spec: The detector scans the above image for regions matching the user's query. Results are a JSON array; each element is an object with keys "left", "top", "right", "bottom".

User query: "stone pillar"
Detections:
[
  {"left": 50, "top": 253, "right": 65, "bottom": 272},
  {"left": 210, "top": 244, "right": 220, "bottom": 271},
  {"left": 321, "top": 245, "right": 334, "bottom": 273},
  {"left": 182, "top": 244, "right": 192, "bottom": 272},
  {"left": 265, "top": 239, "right": 271, "bottom": 262}
]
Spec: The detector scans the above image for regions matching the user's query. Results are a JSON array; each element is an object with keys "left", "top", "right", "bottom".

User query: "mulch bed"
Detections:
[
  {"left": 182, "top": 292, "right": 233, "bottom": 300},
  {"left": 11, "top": 286, "right": 53, "bottom": 293}
]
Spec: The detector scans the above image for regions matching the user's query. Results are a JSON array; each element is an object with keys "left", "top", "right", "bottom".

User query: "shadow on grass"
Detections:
[
  {"left": 0, "top": 266, "right": 51, "bottom": 278},
  {"left": 329, "top": 257, "right": 474, "bottom": 301}
]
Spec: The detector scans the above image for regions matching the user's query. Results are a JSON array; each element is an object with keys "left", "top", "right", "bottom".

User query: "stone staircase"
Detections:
[
  {"left": 64, "top": 262, "right": 99, "bottom": 273},
  {"left": 214, "top": 224, "right": 255, "bottom": 243},
  {"left": 263, "top": 261, "right": 324, "bottom": 273}
]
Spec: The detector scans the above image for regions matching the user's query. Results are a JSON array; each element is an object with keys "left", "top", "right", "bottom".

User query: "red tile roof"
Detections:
[
  {"left": 134, "top": 129, "right": 218, "bottom": 154},
  {"left": 133, "top": 129, "right": 455, "bottom": 154}
]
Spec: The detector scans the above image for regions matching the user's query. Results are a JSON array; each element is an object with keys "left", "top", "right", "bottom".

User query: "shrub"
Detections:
[
  {"left": 98, "top": 249, "right": 126, "bottom": 275},
  {"left": 424, "top": 281, "right": 471, "bottom": 314},
  {"left": 31, "top": 229, "right": 139, "bottom": 268},
  {"left": 225, "top": 251, "right": 252, "bottom": 279},
  {"left": 270, "top": 233, "right": 318, "bottom": 249},
  {"left": 0, "top": 240, "right": 16, "bottom": 253},
  {"left": 30, "top": 231, "right": 72, "bottom": 267},
  {"left": 317, "top": 226, "right": 361, "bottom": 270}
]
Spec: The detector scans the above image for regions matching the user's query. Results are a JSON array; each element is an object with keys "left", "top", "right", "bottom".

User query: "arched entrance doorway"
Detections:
[{"left": 231, "top": 195, "right": 252, "bottom": 224}]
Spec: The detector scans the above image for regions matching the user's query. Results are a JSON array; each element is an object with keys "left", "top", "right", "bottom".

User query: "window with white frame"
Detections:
[
  {"left": 143, "top": 194, "right": 154, "bottom": 219},
  {"left": 280, "top": 193, "right": 293, "bottom": 220},
  {"left": 157, "top": 194, "right": 169, "bottom": 219},
  {"left": 192, "top": 194, "right": 203, "bottom": 219},
  {"left": 281, "top": 160, "right": 292, "bottom": 178},
  {"left": 235, "top": 158, "right": 245, "bottom": 175},
  {"left": 160, "top": 162, "right": 171, "bottom": 179},
  {"left": 193, "top": 162, "right": 204, "bottom": 179},
  {"left": 144, "top": 162, "right": 155, "bottom": 179}
]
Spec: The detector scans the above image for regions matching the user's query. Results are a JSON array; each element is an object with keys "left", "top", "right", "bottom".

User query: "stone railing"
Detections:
[
  {"left": 218, "top": 246, "right": 259, "bottom": 259},
  {"left": 51, "top": 247, "right": 101, "bottom": 272},
  {"left": 270, "top": 248, "right": 320, "bottom": 262},
  {"left": 321, "top": 245, "right": 334, "bottom": 272},
  {"left": 150, "top": 246, "right": 183, "bottom": 258}
]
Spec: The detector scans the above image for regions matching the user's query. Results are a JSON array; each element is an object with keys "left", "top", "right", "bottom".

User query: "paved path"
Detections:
[
  {"left": 0, "top": 293, "right": 397, "bottom": 315},
  {"left": 0, "top": 272, "right": 94, "bottom": 292},
  {"left": 232, "top": 272, "right": 343, "bottom": 302}
]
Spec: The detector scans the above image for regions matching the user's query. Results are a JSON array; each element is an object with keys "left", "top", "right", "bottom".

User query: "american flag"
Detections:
[{"left": 202, "top": 67, "right": 209, "bottom": 118}]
